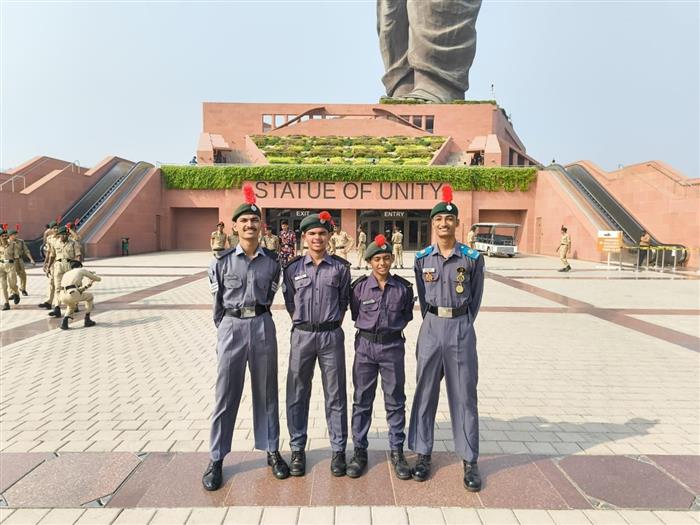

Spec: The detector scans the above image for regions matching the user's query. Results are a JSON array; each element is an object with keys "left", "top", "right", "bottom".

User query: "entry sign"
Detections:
[{"left": 597, "top": 230, "right": 622, "bottom": 252}]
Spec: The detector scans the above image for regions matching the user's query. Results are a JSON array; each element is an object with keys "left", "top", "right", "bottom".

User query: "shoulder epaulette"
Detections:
[
  {"left": 351, "top": 275, "right": 368, "bottom": 290},
  {"left": 392, "top": 274, "right": 413, "bottom": 288},
  {"left": 415, "top": 245, "right": 434, "bottom": 259},
  {"left": 262, "top": 247, "right": 278, "bottom": 259},
  {"left": 331, "top": 254, "right": 352, "bottom": 268},
  {"left": 215, "top": 248, "right": 235, "bottom": 260},
  {"left": 283, "top": 255, "right": 303, "bottom": 269},
  {"left": 459, "top": 243, "right": 480, "bottom": 260}
]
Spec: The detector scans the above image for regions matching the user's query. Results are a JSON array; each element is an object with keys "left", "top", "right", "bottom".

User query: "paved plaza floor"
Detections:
[{"left": 0, "top": 251, "right": 698, "bottom": 524}]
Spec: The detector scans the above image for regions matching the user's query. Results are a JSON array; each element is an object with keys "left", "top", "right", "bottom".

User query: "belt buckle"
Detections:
[
  {"left": 437, "top": 307, "right": 453, "bottom": 318},
  {"left": 240, "top": 306, "right": 256, "bottom": 319}
]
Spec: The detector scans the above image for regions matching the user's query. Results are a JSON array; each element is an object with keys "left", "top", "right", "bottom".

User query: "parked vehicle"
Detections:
[{"left": 471, "top": 223, "right": 520, "bottom": 257}]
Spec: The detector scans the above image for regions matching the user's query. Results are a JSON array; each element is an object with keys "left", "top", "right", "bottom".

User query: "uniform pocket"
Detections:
[{"left": 224, "top": 274, "right": 243, "bottom": 290}]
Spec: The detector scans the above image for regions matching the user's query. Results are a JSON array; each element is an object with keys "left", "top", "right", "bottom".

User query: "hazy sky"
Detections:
[{"left": 2, "top": 1, "right": 698, "bottom": 176}]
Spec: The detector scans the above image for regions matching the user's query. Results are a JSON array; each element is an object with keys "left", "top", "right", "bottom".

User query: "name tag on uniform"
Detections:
[
  {"left": 422, "top": 267, "right": 436, "bottom": 273},
  {"left": 294, "top": 273, "right": 308, "bottom": 281},
  {"left": 362, "top": 299, "right": 376, "bottom": 305}
]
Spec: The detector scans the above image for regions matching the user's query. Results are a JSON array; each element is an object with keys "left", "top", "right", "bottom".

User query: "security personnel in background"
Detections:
[
  {"left": 355, "top": 225, "right": 367, "bottom": 270},
  {"left": 0, "top": 227, "right": 19, "bottom": 310},
  {"left": 46, "top": 225, "right": 82, "bottom": 318},
  {"left": 638, "top": 230, "right": 652, "bottom": 269},
  {"left": 260, "top": 226, "right": 280, "bottom": 252},
  {"left": 409, "top": 185, "right": 485, "bottom": 492},
  {"left": 466, "top": 225, "right": 477, "bottom": 249},
  {"left": 557, "top": 226, "right": 571, "bottom": 272},
  {"left": 202, "top": 184, "right": 290, "bottom": 492},
  {"left": 278, "top": 219, "right": 297, "bottom": 267},
  {"left": 347, "top": 234, "right": 413, "bottom": 480},
  {"left": 8, "top": 227, "right": 35, "bottom": 296},
  {"left": 283, "top": 211, "right": 352, "bottom": 478},
  {"left": 391, "top": 225, "right": 404, "bottom": 269},
  {"left": 227, "top": 225, "right": 239, "bottom": 250},
  {"left": 58, "top": 261, "right": 101, "bottom": 330},
  {"left": 211, "top": 222, "right": 228, "bottom": 257},
  {"left": 39, "top": 223, "right": 59, "bottom": 309},
  {"left": 330, "top": 224, "right": 351, "bottom": 259}
]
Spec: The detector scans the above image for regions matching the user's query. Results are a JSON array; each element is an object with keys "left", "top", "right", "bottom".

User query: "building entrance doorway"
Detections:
[
  {"left": 358, "top": 210, "right": 430, "bottom": 251},
  {"left": 265, "top": 209, "right": 342, "bottom": 250}
]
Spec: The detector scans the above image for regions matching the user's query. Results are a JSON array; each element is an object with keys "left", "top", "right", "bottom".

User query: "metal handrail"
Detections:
[{"left": 0, "top": 159, "right": 81, "bottom": 192}]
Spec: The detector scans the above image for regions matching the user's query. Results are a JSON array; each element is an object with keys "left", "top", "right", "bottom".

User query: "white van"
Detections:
[{"left": 471, "top": 223, "right": 520, "bottom": 257}]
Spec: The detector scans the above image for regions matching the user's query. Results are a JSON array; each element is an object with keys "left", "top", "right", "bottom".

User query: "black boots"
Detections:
[
  {"left": 48, "top": 306, "right": 61, "bottom": 317},
  {"left": 60, "top": 316, "right": 71, "bottom": 330},
  {"left": 330, "top": 450, "right": 347, "bottom": 477},
  {"left": 463, "top": 461, "right": 482, "bottom": 492},
  {"left": 84, "top": 313, "right": 96, "bottom": 328},
  {"left": 267, "top": 451, "right": 290, "bottom": 480},
  {"left": 38, "top": 302, "right": 51, "bottom": 309},
  {"left": 289, "top": 450, "right": 306, "bottom": 477},
  {"left": 1, "top": 303, "right": 9, "bottom": 311},
  {"left": 346, "top": 448, "right": 368, "bottom": 478},
  {"left": 10, "top": 293, "right": 19, "bottom": 305},
  {"left": 21, "top": 289, "right": 28, "bottom": 296},
  {"left": 390, "top": 448, "right": 411, "bottom": 480},
  {"left": 202, "top": 460, "right": 223, "bottom": 491},
  {"left": 412, "top": 454, "right": 431, "bottom": 482}
]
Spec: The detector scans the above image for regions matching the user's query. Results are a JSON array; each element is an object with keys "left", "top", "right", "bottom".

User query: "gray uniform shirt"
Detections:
[
  {"left": 208, "top": 245, "right": 281, "bottom": 327},
  {"left": 351, "top": 274, "right": 413, "bottom": 332},
  {"left": 414, "top": 243, "right": 485, "bottom": 321},
  {"left": 283, "top": 254, "right": 351, "bottom": 325}
]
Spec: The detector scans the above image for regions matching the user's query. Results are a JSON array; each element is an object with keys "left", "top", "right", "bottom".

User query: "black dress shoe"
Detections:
[
  {"left": 38, "top": 302, "right": 51, "bottom": 309},
  {"left": 11, "top": 294, "right": 19, "bottom": 305},
  {"left": 390, "top": 448, "right": 411, "bottom": 480},
  {"left": 202, "top": 459, "right": 223, "bottom": 491},
  {"left": 21, "top": 290, "right": 28, "bottom": 296},
  {"left": 84, "top": 313, "right": 96, "bottom": 328},
  {"left": 412, "top": 454, "right": 431, "bottom": 482},
  {"left": 267, "top": 451, "right": 290, "bottom": 480},
  {"left": 1, "top": 303, "right": 9, "bottom": 311},
  {"left": 289, "top": 450, "right": 306, "bottom": 477},
  {"left": 60, "top": 316, "right": 71, "bottom": 330},
  {"left": 48, "top": 306, "right": 61, "bottom": 317},
  {"left": 463, "top": 461, "right": 482, "bottom": 492},
  {"left": 346, "top": 448, "right": 368, "bottom": 478},
  {"left": 74, "top": 305, "right": 80, "bottom": 313},
  {"left": 330, "top": 451, "right": 347, "bottom": 477}
]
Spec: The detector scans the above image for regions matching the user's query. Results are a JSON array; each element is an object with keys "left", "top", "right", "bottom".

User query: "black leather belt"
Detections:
[
  {"left": 427, "top": 304, "right": 469, "bottom": 319},
  {"left": 225, "top": 305, "right": 270, "bottom": 319},
  {"left": 56, "top": 258, "right": 71, "bottom": 262},
  {"left": 358, "top": 330, "right": 403, "bottom": 344},
  {"left": 62, "top": 285, "right": 77, "bottom": 290},
  {"left": 1, "top": 259, "right": 14, "bottom": 263},
  {"left": 213, "top": 247, "right": 224, "bottom": 251},
  {"left": 336, "top": 245, "right": 347, "bottom": 249},
  {"left": 295, "top": 320, "right": 341, "bottom": 332}
]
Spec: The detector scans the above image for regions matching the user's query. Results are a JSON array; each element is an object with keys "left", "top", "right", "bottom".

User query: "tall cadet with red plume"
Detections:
[{"left": 409, "top": 184, "right": 486, "bottom": 492}]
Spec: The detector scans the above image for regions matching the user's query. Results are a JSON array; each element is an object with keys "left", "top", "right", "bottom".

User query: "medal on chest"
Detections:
[
  {"left": 456, "top": 267, "right": 466, "bottom": 293},
  {"left": 422, "top": 267, "right": 435, "bottom": 282}
]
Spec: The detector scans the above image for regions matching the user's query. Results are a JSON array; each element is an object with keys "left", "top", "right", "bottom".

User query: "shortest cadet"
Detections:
[
  {"left": 347, "top": 234, "right": 414, "bottom": 480},
  {"left": 58, "top": 261, "right": 101, "bottom": 330}
]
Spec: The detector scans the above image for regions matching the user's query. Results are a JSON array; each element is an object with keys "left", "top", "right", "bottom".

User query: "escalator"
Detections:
[
  {"left": 26, "top": 160, "right": 154, "bottom": 260},
  {"left": 546, "top": 163, "right": 688, "bottom": 265}
]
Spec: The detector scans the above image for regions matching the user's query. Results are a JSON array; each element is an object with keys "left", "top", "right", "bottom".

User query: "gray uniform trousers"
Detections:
[
  {"left": 408, "top": 313, "right": 479, "bottom": 463},
  {"left": 377, "top": 0, "right": 482, "bottom": 97},
  {"left": 286, "top": 328, "right": 347, "bottom": 452},
  {"left": 209, "top": 313, "right": 280, "bottom": 461},
  {"left": 351, "top": 337, "right": 406, "bottom": 450}
]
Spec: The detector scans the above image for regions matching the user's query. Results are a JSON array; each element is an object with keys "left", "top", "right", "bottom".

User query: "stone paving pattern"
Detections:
[{"left": 0, "top": 252, "right": 698, "bottom": 520}]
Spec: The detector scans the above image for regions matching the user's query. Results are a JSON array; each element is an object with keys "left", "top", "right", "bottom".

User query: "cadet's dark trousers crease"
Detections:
[
  {"left": 210, "top": 314, "right": 280, "bottom": 461},
  {"left": 408, "top": 314, "right": 479, "bottom": 463},
  {"left": 352, "top": 337, "right": 407, "bottom": 450},
  {"left": 286, "top": 328, "right": 348, "bottom": 452}
]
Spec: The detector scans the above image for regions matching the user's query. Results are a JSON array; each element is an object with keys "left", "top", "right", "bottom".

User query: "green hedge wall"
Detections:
[{"left": 161, "top": 165, "right": 537, "bottom": 192}]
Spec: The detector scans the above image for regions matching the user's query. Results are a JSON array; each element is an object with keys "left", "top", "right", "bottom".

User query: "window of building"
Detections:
[
  {"left": 412, "top": 115, "right": 423, "bottom": 127},
  {"left": 425, "top": 116, "right": 435, "bottom": 133},
  {"left": 262, "top": 114, "right": 273, "bottom": 132},
  {"left": 274, "top": 115, "right": 285, "bottom": 128}
]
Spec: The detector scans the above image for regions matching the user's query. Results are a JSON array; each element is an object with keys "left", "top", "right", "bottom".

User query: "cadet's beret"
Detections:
[
  {"left": 365, "top": 234, "right": 393, "bottom": 261},
  {"left": 232, "top": 184, "right": 261, "bottom": 221},
  {"left": 48, "top": 220, "right": 57, "bottom": 228},
  {"left": 57, "top": 226, "right": 68, "bottom": 234},
  {"left": 430, "top": 184, "right": 458, "bottom": 218},
  {"left": 7, "top": 229, "right": 18, "bottom": 235},
  {"left": 300, "top": 211, "right": 333, "bottom": 233}
]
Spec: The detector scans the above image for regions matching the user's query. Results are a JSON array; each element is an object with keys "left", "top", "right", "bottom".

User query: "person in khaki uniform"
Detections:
[
  {"left": 466, "top": 225, "right": 477, "bottom": 249},
  {"left": 211, "top": 222, "right": 228, "bottom": 257},
  {"left": 58, "top": 261, "right": 101, "bottom": 330},
  {"left": 39, "top": 224, "right": 59, "bottom": 309},
  {"left": 557, "top": 226, "right": 571, "bottom": 272},
  {"left": 8, "top": 228, "right": 35, "bottom": 296},
  {"left": 261, "top": 227, "right": 280, "bottom": 252},
  {"left": 227, "top": 227, "right": 239, "bottom": 250},
  {"left": 391, "top": 226, "right": 404, "bottom": 269},
  {"left": 331, "top": 225, "right": 352, "bottom": 259},
  {"left": 0, "top": 228, "right": 20, "bottom": 310},
  {"left": 46, "top": 225, "right": 82, "bottom": 318},
  {"left": 355, "top": 226, "right": 368, "bottom": 270},
  {"left": 638, "top": 230, "right": 652, "bottom": 270}
]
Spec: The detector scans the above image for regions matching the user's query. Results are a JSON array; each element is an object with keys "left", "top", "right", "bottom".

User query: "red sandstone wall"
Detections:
[{"left": 171, "top": 208, "right": 219, "bottom": 250}]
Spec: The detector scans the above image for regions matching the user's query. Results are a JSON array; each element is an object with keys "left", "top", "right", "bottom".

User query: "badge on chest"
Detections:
[{"left": 422, "top": 267, "right": 436, "bottom": 282}]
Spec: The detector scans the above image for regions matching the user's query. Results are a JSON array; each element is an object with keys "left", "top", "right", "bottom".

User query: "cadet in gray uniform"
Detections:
[
  {"left": 283, "top": 211, "right": 352, "bottom": 477},
  {"left": 408, "top": 185, "right": 485, "bottom": 492},
  {"left": 202, "top": 185, "right": 290, "bottom": 492},
  {"left": 347, "top": 234, "right": 413, "bottom": 480}
]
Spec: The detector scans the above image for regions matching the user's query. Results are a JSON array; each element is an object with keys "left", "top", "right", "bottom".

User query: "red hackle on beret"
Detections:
[
  {"left": 319, "top": 211, "right": 331, "bottom": 222},
  {"left": 441, "top": 184, "right": 453, "bottom": 203},
  {"left": 74, "top": 217, "right": 80, "bottom": 225},
  {"left": 15, "top": 224, "right": 20, "bottom": 232},
  {"left": 375, "top": 234, "right": 386, "bottom": 247},
  {"left": 243, "top": 183, "right": 256, "bottom": 205}
]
